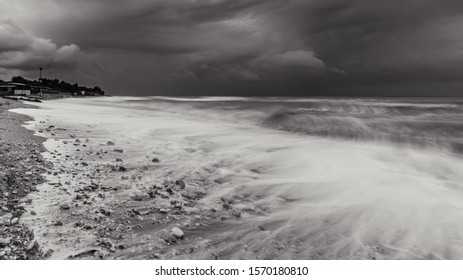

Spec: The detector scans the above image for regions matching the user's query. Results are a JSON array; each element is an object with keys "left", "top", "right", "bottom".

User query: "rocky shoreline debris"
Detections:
[
  {"left": 0, "top": 100, "right": 49, "bottom": 260},
  {"left": 2, "top": 99, "right": 282, "bottom": 260}
]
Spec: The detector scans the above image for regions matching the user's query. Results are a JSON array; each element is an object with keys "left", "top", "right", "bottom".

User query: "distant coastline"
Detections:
[{"left": 0, "top": 76, "right": 105, "bottom": 101}]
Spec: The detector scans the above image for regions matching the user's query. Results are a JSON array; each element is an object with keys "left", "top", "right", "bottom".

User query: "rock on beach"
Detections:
[
  {"left": 0, "top": 238, "right": 11, "bottom": 247},
  {"left": 170, "top": 227, "right": 185, "bottom": 239},
  {"left": 60, "top": 203, "right": 71, "bottom": 210}
]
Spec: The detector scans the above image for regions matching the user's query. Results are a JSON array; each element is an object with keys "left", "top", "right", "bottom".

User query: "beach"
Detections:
[
  {"left": 10, "top": 97, "right": 279, "bottom": 260},
  {"left": 11, "top": 97, "right": 307, "bottom": 260},
  {"left": 0, "top": 99, "right": 47, "bottom": 259},
  {"left": 7, "top": 96, "right": 463, "bottom": 260}
]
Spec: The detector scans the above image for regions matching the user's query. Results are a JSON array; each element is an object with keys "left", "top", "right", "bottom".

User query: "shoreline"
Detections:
[
  {"left": 10, "top": 96, "right": 461, "bottom": 259},
  {"left": 12, "top": 98, "right": 267, "bottom": 260},
  {"left": 0, "top": 99, "right": 48, "bottom": 260},
  {"left": 6, "top": 97, "right": 408, "bottom": 260}
]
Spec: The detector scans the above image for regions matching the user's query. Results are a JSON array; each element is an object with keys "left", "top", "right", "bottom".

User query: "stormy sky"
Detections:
[{"left": 1, "top": 0, "right": 463, "bottom": 96}]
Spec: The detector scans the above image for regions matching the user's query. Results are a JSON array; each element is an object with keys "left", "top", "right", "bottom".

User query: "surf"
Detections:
[{"left": 12, "top": 96, "right": 463, "bottom": 259}]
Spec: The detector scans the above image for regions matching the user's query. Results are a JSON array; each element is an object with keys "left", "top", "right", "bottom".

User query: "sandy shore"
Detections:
[
  {"left": 7, "top": 96, "right": 463, "bottom": 260},
  {"left": 0, "top": 99, "right": 47, "bottom": 260},
  {"left": 11, "top": 99, "right": 285, "bottom": 260},
  {"left": 9, "top": 97, "right": 383, "bottom": 260}
]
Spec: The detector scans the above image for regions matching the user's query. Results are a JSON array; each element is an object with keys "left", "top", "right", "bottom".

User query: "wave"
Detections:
[
  {"left": 83, "top": 96, "right": 463, "bottom": 154},
  {"left": 15, "top": 96, "right": 463, "bottom": 259}
]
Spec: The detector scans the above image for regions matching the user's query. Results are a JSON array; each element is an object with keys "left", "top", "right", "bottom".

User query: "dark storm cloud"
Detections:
[
  {"left": 37, "top": 0, "right": 271, "bottom": 54},
  {"left": 0, "top": 19, "right": 80, "bottom": 71},
  {"left": 1, "top": 0, "right": 463, "bottom": 95},
  {"left": 299, "top": 0, "right": 463, "bottom": 83}
]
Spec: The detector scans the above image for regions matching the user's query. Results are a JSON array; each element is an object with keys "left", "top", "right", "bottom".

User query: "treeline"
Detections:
[{"left": 0, "top": 76, "right": 104, "bottom": 95}]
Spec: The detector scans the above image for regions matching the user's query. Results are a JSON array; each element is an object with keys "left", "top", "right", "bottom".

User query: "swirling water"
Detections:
[{"left": 16, "top": 96, "right": 463, "bottom": 259}]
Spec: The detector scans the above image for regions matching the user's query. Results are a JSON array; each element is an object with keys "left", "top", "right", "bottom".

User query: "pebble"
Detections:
[
  {"left": 30, "top": 211, "right": 37, "bottom": 215},
  {"left": 131, "top": 195, "right": 143, "bottom": 201},
  {"left": 118, "top": 166, "right": 127, "bottom": 172},
  {"left": 43, "top": 249, "right": 54, "bottom": 259},
  {"left": 151, "top": 158, "right": 160, "bottom": 163},
  {"left": 107, "top": 141, "right": 115, "bottom": 146},
  {"left": 170, "top": 227, "right": 184, "bottom": 239},
  {"left": 229, "top": 208, "right": 242, "bottom": 218},
  {"left": 100, "top": 208, "right": 111, "bottom": 216},
  {"left": 27, "top": 241, "right": 36, "bottom": 251},
  {"left": 2, "top": 213, "right": 13, "bottom": 221},
  {"left": 60, "top": 203, "right": 71, "bottom": 210},
  {"left": 151, "top": 253, "right": 162, "bottom": 259},
  {"left": 10, "top": 217, "right": 19, "bottom": 225},
  {"left": 0, "top": 238, "right": 11, "bottom": 247},
  {"left": 148, "top": 189, "right": 158, "bottom": 198},
  {"left": 175, "top": 180, "right": 186, "bottom": 189},
  {"left": 275, "top": 242, "right": 286, "bottom": 250}
]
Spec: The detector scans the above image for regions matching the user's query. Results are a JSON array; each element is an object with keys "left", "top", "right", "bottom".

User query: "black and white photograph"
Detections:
[{"left": 1, "top": 0, "right": 463, "bottom": 271}]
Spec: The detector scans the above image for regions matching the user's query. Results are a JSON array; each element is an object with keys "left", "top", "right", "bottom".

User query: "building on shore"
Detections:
[
  {"left": 1, "top": 80, "right": 105, "bottom": 99},
  {"left": 0, "top": 83, "right": 31, "bottom": 96},
  {"left": 36, "top": 87, "right": 73, "bottom": 100},
  {"left": 0, "top": 83, "right": 73, "bottom": 99},
  {"left": 0, "top": 84, "right": 15, "bottom": 96},
  {"left": 77, "top": 89, "right": 105, "bottom": 96}
]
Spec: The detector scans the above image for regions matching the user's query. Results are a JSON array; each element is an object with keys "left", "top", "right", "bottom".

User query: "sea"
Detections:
[{"left": 13, "top": 96, "right": 463, "bottom": 259}]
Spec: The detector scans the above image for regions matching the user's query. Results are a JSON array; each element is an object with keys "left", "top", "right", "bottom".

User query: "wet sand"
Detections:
[
  {"left": 13, "top": 100, "right": 284, "bottom": 260},
  {"left": 14, "top": 96, "right": 463, "bottom": 260}
]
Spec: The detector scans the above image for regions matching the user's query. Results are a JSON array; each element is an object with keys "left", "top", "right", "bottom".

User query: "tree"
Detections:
[
  {"left": 11, "top": 76, "right": 29, "bottom": 84},
  {"left": 7, "top": 75, "right": 104, "bottom": 94}
]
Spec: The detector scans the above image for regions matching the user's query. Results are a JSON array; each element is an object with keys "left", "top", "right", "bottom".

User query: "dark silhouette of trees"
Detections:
[
  {"left": 9, "top": 76, "right": 104, "bottom": 95},
  {"left": 11, "top": 76, "right": 32, "bottom": 84}
]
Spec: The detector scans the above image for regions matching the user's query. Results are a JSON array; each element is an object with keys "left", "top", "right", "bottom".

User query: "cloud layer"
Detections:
[
  {"left": 0, "top": 20, "right": 80, "bottom": 71},
  {"left": 1, "top": 0, "right": 463, "bottom": 95}
]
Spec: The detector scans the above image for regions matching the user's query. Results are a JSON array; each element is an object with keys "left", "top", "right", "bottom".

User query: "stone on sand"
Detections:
[
  {"left": 118, "top": 166, "right": 127, "bottom": 172},
  {"left": 10, "top": 217, "right": 19, "bottom": 225},
  {"left": 229, "top": 208, "right": 241, "bottom": 218},
  {"left": 53, "top": 221, "right": 63, "bottom": 226},
  {"left": 0, "top": 238, "right": 11, "bottom": 247},
  {"left": 170, "top": 227, "right": 184, "bottom": 239},
  {"left": 60, "top": 203, "right": 71, "bottom": 210},
  {"left": 175, "top": 180, "right": 186, "bottom": 189}
]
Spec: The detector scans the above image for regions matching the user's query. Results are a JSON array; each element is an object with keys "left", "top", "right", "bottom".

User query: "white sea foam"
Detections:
[{"left": 13, "top": 97, "right": 463, "bottom": 259}]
